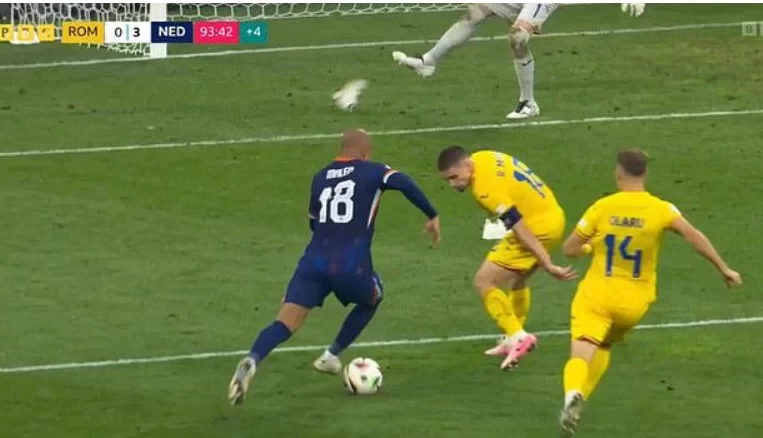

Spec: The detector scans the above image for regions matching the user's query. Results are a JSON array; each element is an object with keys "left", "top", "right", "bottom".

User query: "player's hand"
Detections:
[
  {"left": 721, "top": 268, "right": 742, "bottom": 288},
  {"left": 621, "top": 3, "right": 645, "bottom": 17},
  {"left": 546, "top": 264, "right": 578, "bottom": 281},
  {"left": 424, "top": 216, "right": 441, "bottom": 248}
]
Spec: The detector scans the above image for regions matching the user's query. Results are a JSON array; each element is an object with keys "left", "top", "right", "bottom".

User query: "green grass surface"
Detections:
[{"left": 1, "top": 4, "right": 762, "bottom": 438}]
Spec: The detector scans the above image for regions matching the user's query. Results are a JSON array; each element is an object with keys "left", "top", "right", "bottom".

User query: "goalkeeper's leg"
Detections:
[
  {"left": 392, "top": 4, "right": 494, "bottom": 77},
  {"left": 506, "top": 4, "right": 559, "bottom": 119}
]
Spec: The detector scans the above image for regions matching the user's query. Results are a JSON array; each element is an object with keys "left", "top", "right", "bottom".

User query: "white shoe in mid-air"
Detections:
[
  {"left": 392, "top": 51, "right": 436, "bottom": 78},
  {"left": 506, "top": 100, "right": 541, "bottom": 119},
  {"left": 313, "top": 351, "right": 342, "bottom": 375},
  {"left": 228, "top": 356, "right": 257, "bottom": 406}
]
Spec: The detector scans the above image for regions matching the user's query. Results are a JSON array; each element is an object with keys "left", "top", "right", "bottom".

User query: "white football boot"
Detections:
[
  {"left": 228, "top": 356, "right": 257, "bottom": 406},
  {"left": 506, "top": 100, "right": 541, "bottom": 119},
  {"left": 560, "top": 391, "right": 585, "bottom": 437},
  {"left": 312, "top": 350, "right": 342, "bottom": 375},
  {"left": 392, "top": 51, "right": 436, "bottom": 78}
]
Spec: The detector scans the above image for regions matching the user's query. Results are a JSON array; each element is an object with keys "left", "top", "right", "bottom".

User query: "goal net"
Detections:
[
  {"left": 10, "top": 3, "right": 465, "bottom": 58},
  {"left": 10, "top": 3, "right": 152, "bottom": 54}
]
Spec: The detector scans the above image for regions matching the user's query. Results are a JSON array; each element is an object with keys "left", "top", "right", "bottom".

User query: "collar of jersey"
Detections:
[{"left": 335, "top": 156, "right": 360, "bottom": 162}]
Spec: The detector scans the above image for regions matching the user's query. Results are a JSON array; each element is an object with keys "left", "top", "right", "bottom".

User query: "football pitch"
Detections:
[{"left": 1, "top": 4, "right": 762, "bottom": 437}]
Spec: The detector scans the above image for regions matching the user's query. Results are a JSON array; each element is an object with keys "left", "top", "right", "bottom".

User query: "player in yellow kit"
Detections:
[
  {"left": 437, "top": 146, "right": 576, "bottom": 370},
  {"left": 558, "top": 149, "right": 742, "bottom": 436}
]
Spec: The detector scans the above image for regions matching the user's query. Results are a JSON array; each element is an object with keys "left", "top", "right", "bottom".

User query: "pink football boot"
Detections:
[{"left": 500, "top": 334, "right": 538, "bottom": 370}]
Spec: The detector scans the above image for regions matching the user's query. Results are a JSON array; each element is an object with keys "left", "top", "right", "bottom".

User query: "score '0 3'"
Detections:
[{"left": 105, "top": 22, "right": 152, "bottom": 44}]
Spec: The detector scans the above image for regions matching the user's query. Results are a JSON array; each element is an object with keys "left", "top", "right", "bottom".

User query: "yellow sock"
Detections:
[
  {"left": 563, "top": 357, "right": 589, "bottom": 395},
  {"left": 482, "top": 288, "right": 523, "bottom": 336},
  {"left": 510, "top": 287, "right": 531, "bottom": 327},
  {"left": 582, "top": 347, "right": 611, "bottom": 399}
]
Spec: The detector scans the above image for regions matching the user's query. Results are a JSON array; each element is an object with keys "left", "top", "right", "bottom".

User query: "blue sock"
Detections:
[
  {"left": 328, "top": 303, "right": 378, "bottom": 356},
  {"left": 250, "top": 321, "right": 292, "bottom": 365}
]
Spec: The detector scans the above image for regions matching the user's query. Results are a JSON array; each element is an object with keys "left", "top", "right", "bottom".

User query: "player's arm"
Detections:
[
  {"left": 383, "top": 169, "right": 441, "bottom": 247},
  {"left": 473, "top": 175, "right": 574, "bottom": 279},
  {"left": 495, "top": 203, "right": 576, "bottom": 280},
  {"left": 498, "top": 205, "right": 554, "bottom": 270},
  {"left": 562, "top": 233, "right": 592, "bottom": 258},
  {"left": 384, "top": 171, "right": 438, "bottom": 219},
  {"left": 669, "top": 215, "right": 742, "bottom": 287},
  {"left": 474, "top": 183, "right": 572, "bottom": 277},
  {"left": 563, "top": 205, "right": 597, "bottom": 258}
]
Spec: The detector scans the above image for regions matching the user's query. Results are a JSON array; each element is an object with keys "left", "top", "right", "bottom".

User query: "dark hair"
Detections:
[
  {"left": 616, "top": 149, "right": 649, "bottom": 177},
  {"left": 437, "top": 145, "right": 468, "bottom": 171}
]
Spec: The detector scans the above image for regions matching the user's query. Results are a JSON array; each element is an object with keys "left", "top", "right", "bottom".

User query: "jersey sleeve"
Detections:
[
  {"left": 575, "top": 202, "right": 600, "bottom": 239},
  {"left": 473, "top": 173, "right": 516, "bottom": 216},
  {"left": 662, "top": 200, "right": 682, "bottom": 228},
  {"left": 381, "top": 164, "right": 438, "bottom": 219},
  {"left": 472, "top": 173, "right": 522, "bottom": 228},
  {"left": 380, "top": 165, "right": 399, "bottom": 188}
]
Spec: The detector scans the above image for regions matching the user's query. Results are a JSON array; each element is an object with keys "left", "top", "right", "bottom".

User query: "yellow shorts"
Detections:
[
  {"left": 570, "top": 290, "right": 650, "bottom": 345},
  {"left": 486, "top": 209, "right": 565, "bottom": 272}
]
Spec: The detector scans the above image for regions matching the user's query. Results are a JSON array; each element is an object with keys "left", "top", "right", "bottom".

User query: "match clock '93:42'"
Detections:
[{"left": 194, "top": 21, "right": 239, "bottom": 44}]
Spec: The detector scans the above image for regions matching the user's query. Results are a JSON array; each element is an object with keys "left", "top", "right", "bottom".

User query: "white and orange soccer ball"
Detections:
[{"left": 342, "top": 357, "right": 383, "bottom": 395}]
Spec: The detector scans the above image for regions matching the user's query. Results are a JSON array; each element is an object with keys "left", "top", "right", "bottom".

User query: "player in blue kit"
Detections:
[{"left": 229, "top": 129, "right": 441, "bottom": 405}]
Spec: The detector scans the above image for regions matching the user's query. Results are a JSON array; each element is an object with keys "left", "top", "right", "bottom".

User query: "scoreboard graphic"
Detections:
[{"left": 0, "top": 21, "right": 268, "bottom": 45}]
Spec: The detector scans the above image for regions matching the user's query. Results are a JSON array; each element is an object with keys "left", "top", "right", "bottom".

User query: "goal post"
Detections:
[
  {"left": 9, "top": 3, "right": 466, "bottom": 58},
  {"left": 150, "top": 3, "right": 167, "bottom": 59}
]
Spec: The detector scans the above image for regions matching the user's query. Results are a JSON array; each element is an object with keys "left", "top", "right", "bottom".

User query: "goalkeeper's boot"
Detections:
[
  {"left": 559, "top": 391, "right": 585, "bottom": 437},
  {"left": 228, "top": 356, "right": 257, "bottom": 406},
  {"left": 506, "top": 100, "right": 541, "bottom": 119},
  {"left": 392, "top": 51, "right": 436, "bottom": 78},
  {"left": 501, "top": 333, "right": 538, "bottom": 370},
  {"left": 312, "top": 350, "right": 342, "bottom": 375}
]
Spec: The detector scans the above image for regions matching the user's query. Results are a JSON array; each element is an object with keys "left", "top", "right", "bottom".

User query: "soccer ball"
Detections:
[
  {"left": 342, "top": 357, "right": 383, "bottom": 395},
  {"left": 332, "top": 79, "right": 368, "bottom": 112}
]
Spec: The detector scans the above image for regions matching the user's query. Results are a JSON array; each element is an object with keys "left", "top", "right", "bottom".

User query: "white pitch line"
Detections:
[
  {"left": 1, "top": 316, "right": 761, "bottom": 374},
  {"left": 2, "top": 108, "right": 762, "bottom": 159},
  {"left": 0, "top": 21, "right": 742, "bottom": 71}
]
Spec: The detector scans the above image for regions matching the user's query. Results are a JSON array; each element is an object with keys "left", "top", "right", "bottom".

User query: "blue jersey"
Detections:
[
  {"left": 284, "top": 157, "right": 437, "bottom": 309},
  {"left": 308, "top": 159, "right": 396, "bottom": 250}
]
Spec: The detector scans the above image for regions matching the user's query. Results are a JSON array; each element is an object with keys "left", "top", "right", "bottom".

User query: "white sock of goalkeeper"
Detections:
[
  {"left": 513, "top": 51, "right": 535, "bottom": 102},
  {"left": 423, "top": 20, "right": 476, "bottom": 65}
]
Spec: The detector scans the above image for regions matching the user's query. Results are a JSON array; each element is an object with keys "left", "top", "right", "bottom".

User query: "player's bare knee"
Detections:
[
  {"left": 473, "top": 271, "right": 495, "bottom": 296},
  {"left": 509, "top": 26, "right": 531, "bottom": 57},
  {"left": 465, "top": 4, "right": 491, "bottom": 24},
  {"left": 277, "top": 302, "right": 310, "bottom": 333}
]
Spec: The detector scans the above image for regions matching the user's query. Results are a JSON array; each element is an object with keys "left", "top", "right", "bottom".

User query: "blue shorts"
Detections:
[{"left": 284, "top": 265, "right": 383, "bottom": 309}]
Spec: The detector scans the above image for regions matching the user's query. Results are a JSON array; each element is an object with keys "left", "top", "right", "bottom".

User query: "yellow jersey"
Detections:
[
  {"left": 470, "top": 150, "right": 562, "bottom": 221},
  {"left": 575, "top": 191, "right": 682, "bottom": 303}
]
